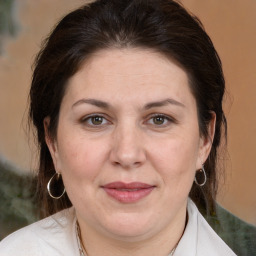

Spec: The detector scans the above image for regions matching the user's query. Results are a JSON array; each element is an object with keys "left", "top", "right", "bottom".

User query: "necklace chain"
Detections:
[
  {"left": 76, "top": 221, "right": 177, "bottom": 256},
  {"left": 169, "top": 247, "right": 176, "bottom": 256},
  {"left": 76, "top": 221, "right": 87, "bottom": 256}
]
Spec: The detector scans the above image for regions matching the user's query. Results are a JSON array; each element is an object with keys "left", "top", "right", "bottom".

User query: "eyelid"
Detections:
[
  {"left": 81, "top": 113, "right": 105, "bottom": 120},
  {"left": 80, "top": 113, "right": 112, "bottom": 126},
  {"left": 144, "top": 113, "right": 177, "bottom": 126}
]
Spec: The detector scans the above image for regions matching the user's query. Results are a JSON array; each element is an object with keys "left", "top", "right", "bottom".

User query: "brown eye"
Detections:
[
  {"left": 82, "top": 115, "right": 109, "bottom": 127},
  {"left": 91, "top": 116, "right": 104, "bottom": 125},
  {"left": 146, "top": 114, "right": 175, "bottom": 127},
  {"left": 152, "top": 116, "right": 166, "bottom": 125}
]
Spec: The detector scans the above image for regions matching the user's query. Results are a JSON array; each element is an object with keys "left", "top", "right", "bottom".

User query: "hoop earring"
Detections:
[
  {"left": 194, "top": 165, "right": 207, "bottom": 187},
  {"left": 47, "top": 172, "right": 66, "bottom": 199}
]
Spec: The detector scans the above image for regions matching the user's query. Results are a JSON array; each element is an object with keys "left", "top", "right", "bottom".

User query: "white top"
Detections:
[{"left": 0, "top": 199, "right": 236, "bottom": 256}]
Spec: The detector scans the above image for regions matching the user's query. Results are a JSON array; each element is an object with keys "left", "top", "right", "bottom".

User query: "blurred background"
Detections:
[{"left": 0, "top": 0, "right": 255, "bottom": 239}]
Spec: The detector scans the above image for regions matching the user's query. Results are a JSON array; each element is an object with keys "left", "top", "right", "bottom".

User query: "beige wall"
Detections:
[
  {"left": 0, "top": 0, "right": 255, "bottom": 224},
  {"left": 183, "top": 0, "right": 256, "bottom": 225}
]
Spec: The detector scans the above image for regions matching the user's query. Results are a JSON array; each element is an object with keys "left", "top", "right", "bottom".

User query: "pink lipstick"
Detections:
[{"left": 102, "top": 182, "right": 155, "bottom": 203}]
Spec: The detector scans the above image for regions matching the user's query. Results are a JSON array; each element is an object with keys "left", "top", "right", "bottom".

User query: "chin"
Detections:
[{"left": 99, "top": 212, "right": 157, "bottom": 241}]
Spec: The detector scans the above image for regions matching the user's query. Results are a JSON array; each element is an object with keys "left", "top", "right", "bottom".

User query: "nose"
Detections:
[{"left": 109, "top": 124, "right": 146, "bottom": 169}]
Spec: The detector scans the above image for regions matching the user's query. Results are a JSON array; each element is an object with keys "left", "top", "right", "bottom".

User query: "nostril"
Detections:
[
  {"left": 111, "top": 159, "right": 143, "bottom": 169},
  {"left": 109, "top": 132, "right": 146, "bottom": 168}
]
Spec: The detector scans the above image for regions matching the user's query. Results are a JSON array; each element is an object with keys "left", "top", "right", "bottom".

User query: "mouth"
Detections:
[{"left": 101, "top": 182, "right": 156, "bottom": 203}]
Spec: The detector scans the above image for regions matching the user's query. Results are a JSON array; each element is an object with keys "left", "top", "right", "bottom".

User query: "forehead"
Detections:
[{"left": 64, "top": 48, "right": 193, "bottom": 106}]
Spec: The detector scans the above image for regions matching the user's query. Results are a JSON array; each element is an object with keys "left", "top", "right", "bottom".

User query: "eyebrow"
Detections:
[
  {"left": 72, "top": 98, "right": 110, "bottom": 109},
  {"left": 143, "top": 98, "right": 185, "bottom": 110},
  {"left": 72, "top": 98, "right": 185, "bottom": 110}
]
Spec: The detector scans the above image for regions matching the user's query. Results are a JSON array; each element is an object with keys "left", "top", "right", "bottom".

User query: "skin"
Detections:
[{"left": 45, "top": 48, "right": 215, "bottom": 256}]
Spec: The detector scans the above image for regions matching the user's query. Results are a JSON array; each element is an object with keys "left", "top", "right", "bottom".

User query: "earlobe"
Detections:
[
  {"left": 205, "top": 112, "right": 216, "bottom": 150},
  {"left": 44, "top": 117, "right": 54, "bottom": 150},
  {"left": 208, "top": 111, "right": 216, "bottom": 145},
  {"left": 43, "top": 117, "right": 59, "bottom": 170},
  {"left": 198, "top": 112, "right": 216, "bottom": 167}
]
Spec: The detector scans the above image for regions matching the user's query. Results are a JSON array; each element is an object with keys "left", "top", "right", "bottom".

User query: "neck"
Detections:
[{"left": 77, "top": 209, "right": 187, "bottom": 256}]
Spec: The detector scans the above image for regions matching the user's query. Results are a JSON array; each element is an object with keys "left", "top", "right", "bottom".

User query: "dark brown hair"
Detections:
[{"left": 29, "top": 0, "right": 226, "bottom": 217}]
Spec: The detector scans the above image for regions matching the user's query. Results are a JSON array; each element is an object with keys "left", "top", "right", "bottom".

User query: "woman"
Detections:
[{"left": 0, "top": 0, "right": 236, "bottom": 255}]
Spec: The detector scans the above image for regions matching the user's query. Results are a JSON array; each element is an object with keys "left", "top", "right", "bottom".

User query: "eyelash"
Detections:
[
  {"left": 145, "top": 114, "right": 175, "bottom": 127},
  {"left": 80, "top": 113, "right": 176, "bottom": 128},
  {"left": 81, "top": 114, "right": 110, "bottom": 127}
]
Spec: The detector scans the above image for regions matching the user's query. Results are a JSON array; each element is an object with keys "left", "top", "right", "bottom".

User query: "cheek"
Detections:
[
  {"left": 56, "top": 134, "right": 108, "bottom": 180},
  {"left": 56, "top": 137, "right": 109, "bottom": 204},
  {"left": 148, "top": 133, "right": 200, "bottom": 185}
]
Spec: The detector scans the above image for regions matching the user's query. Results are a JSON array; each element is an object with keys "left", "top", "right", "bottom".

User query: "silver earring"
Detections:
[
  {"left": 47, "top": 172, "right": 66, "bottom": 199},
  {"left": 194, "top": 165, "right": 207, "bottom": 187}
]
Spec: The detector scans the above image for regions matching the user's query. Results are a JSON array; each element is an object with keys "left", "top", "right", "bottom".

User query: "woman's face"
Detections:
[{"left": 46, "top": 48, "right": 214, "bottom": 241}]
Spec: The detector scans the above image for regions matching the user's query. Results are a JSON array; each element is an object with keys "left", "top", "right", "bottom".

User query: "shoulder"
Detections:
[
  {"left": 213, "top": 203, "right": 256, "bottom": 256},
  {"left": 199, "top": 200, "right": 256, "bottom": 256},
  {"left": 175, "top": 199, "right": 237, "bottom": 256},
  {"left": 190, "top": 200, "right": 237, "bottom": 256},
  {"left": 0, "top": 207, "right": 77, "bottom": 256}
]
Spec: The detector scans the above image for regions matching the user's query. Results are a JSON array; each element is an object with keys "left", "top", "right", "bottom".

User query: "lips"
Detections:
[{"left": 101, "top": 182, "right": 155, "bottom": 203}]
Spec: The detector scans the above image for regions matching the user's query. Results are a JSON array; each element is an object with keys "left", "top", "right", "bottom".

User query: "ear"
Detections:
[
  {"left": 196, "top": 112, "right": 216, "bottom": 169},
  {"left": 43, "top": 117, "right": 60, "bottom": 173}
]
